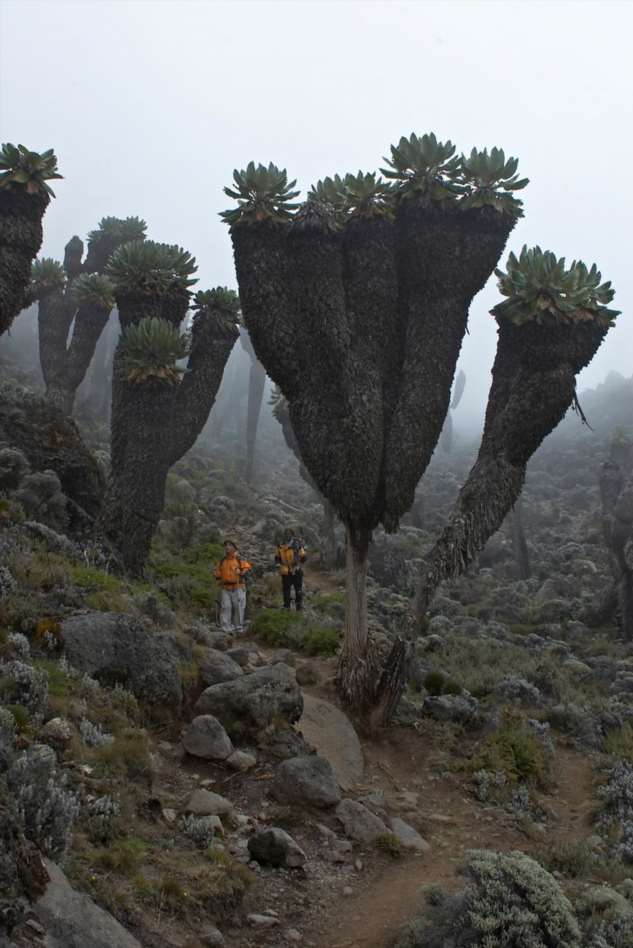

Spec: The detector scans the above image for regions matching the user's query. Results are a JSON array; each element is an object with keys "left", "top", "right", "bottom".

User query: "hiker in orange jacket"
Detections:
[
  {"left": 215, "top": 540, "right": 252, "bottom": 633},
  {"left": 275, "top": 528, "right": 306, "bottom": 610}
]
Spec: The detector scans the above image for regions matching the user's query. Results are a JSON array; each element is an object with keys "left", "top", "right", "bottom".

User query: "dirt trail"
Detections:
[{"left": 313, "top": 743, "right": 597, "bottom": 948}]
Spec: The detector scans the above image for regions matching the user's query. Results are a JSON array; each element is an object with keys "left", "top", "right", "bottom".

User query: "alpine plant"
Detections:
[
  {"left": 223, "top": 130, "right": 525, "bottom": 714},
  {"left": 0, "top": 143, "right": 62, "bottom": 335}
]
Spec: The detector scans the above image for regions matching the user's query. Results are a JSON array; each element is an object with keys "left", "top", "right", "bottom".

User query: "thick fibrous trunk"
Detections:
[
  {"left": 413, "top": 321, "right": 607, "bottom": 625},
  {"left": 245, "top": 358, "right": 266, "bottom": 482},
  {"left": 510, "top": 497, "right": 530, "bottom": 579},
  {"left": 101, "top": 291, "right": 237, "bottom": 573},
  {"left": 231, "top": 202, "right": 515, "bottom": 711},
  {"left": 0, "top": 189, "right": 49, "bottom": 336},
  {"left": 336, "top": 525, "right": 373, "bottom": 709},
  {"left": 35, "top": 236, "right": 114, "bottom": 415},
  {"left": 600, "top": 442, "right": 633, "bottom": 640}
]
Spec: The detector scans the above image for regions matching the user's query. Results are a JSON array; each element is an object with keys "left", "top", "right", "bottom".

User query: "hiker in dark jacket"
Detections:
[{"left": 275, "top": 528, "right": 306, "bottom": 610}]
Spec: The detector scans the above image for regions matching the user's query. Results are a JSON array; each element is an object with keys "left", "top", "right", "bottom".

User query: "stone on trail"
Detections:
[
  {"left": 248, "top": 827, "right": 307, "bottom": 868},
  {"left": 194, "top": 663, "right": 303, "bottom": 739},
  {"left": 271, "top": 755, "right": 341, "bottom": 808},
  {"left": 185, "top": 789, "right": 234, "bottom": 818},
  {"left": 198, "top": 648, "right": 244, "bottom": 687},
  {"left": 298, "top": 693, "right": 363, "bottom": 791},
  {"left": 335, "top": 799, "right": 388, "bottom": 844},
  {"left": 227, "top": 749, "right": 256, "bottom": 771},
  {"left": 389, "top": 817, "right": 431, "bottom": 852},
  {"left": 182, "top": 715, "right": 233, "bottom": 761}
]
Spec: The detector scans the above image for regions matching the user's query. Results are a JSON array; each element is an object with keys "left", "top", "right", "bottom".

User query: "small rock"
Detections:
[
  {"left": 201, "top": 925, "right": 225, "bottom": 946},
  {"left": 247, "top": 914, "right": 279, "bottom": 928},
  {"left": 248, "top": 827, "right": 307, "bottom": 868},
  {"left": 286, "top": 929, "right": 302, "bottom": 943},
  {"left": 199, "top": 648, "right": 244, "bottom": 687},
  {"left": 185, "top": 789, "right": 234, "bottom": 817},
  {"left": 162, "top": 808, "right": 177, "bottom": 824},
  {"left": 389, "top": 817, "right": 430, "bottom": 852},
  {"left": 227, "top": 750, "right": 256, "bottom": 772},
  {"left": 271, "top": 755, "right": 341, "bottom": 808},
  {"left": 335, "top": 799, "right": 388, "bottom": 844},
  {"left": 40, "top": 716, "right": 73, "bottom": 750},
  {"left": 182, "top": 715, "right": 233, "bottom": 761},
  {"left": 343, "top": 886, "right": 353, "bottom": 897}
]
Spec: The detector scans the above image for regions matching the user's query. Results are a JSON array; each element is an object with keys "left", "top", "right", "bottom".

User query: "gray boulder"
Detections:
[
  {"left": 185, "top": 789, "right": 234, "bottom": 817},
  {"left": 182, "top": 715, "right": 233, "bottom": 761},
  {"left": 336, "top": 799, "right": 388, "bottom": 844},
  {"left": 199, "top": 648, "right": 244, "bottom": 687},
  {"left": 61, "top": 612, "right": 183, "bottom": 707},
  {"left": 389, "top": 817, "right": 430, "bottom": 852},
  {"left": 195, "top": 663, "right": 302, "bottom": 739},
  {"left": 35, "top": 859, "right": 142, "bottom": 947},
  {"left": 271, "top": 755, "right": 341, "bottom": 808},
  {"left": 248, "top": 827, "right": 306, "bottom": 868}
]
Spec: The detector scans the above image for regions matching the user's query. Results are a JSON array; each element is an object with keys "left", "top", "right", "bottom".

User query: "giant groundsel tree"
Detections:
[
  {"left": 27, "top": 217, "right": 146, "bottom": 413},
  {"left": 0, "top": 143, "right": 62, "bottom": 336},
  {"left": 100, "top": 240, "right": 239, "bottom": 573},
  {"left": 414, "top": 247, "right": 620, "bottom": 626},
  {"left": 599, "top": 432, "right": 633, "bottom": 640},
  {"left": 240, "top": 327, "right": 267, "bottom": 483},
  {"left": 223, "top": 136, "right": 528, "bottom": 710}
]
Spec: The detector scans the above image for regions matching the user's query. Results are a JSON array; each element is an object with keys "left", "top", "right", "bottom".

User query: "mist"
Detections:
[{"left": 2, "top": 0, "right": 631, "bottom": 432}]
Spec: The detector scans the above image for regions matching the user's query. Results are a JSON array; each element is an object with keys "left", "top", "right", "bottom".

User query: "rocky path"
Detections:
[{"left": 311, "top": 743, "right": 597, "bottom": 948}]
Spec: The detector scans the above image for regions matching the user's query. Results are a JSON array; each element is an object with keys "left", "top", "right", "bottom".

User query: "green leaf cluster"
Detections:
[
  {"left": 381, "top": 132, "right": 463, "bottom": 205},
  {"left": 459, "top": 147, "right": 528, "bottom": 216},
  {"left": 119, "top": 316, "right": 189, "bottom": 384},
  {"left": 70, "top": 273, "right": 116, "bottom": 310},
  {"left": 0, "top": 143, "right": 62, "bottom": 197},
  {"left": 491, "top": 245, "right": 620, "bottom": 328},
  {"left": 106, "top": 240, "right": 197, "bottom": 294},
  {"left": 87, "top": 216, "right": 147, "bottom": 248},
  {"left": 308, "top": 171, "right": 393, "bottom": 222},
  {"left": 30, "top": 257, "right": 66, "bottom": 297},
  {"left": 221, "top": 162, "right": 300, "bottom": 225},
  {"left": 193, "top": 287, "right": 240, "bottom": 317}
]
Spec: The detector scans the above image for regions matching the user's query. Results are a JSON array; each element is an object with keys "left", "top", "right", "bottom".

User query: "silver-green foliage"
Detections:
[
  {"left": 30, "top": 257, "right": 66, "bottom": 297},
  {"left": 460, "top": 147, "right": 529, "bottom": 216},
  {"left": 119, "top": 316, "right": 189, "bottom": 384},
  {"left": 70, "top": 273, "right": 115, "bottom": 310},
  {"left": 396, "top": 850, "right": 581, "bottom": 948},
  {"left": 381, "top": 132, "right": 463, "bottom": 204},
  {"left": 87, "top": 215, "right": 147, "bottom": 247},
  {"left": 221, "top": 162, "right": 300, "bottom": 225},
  {"left": 106, "top": 240, "right": 197, "bottom": 293},
  {"left": 0, "top": 143, "right": 62, "bottom": 197},
  {"left": 193, "top": 287, "right": 240, "bottom": 317},
  {"left": 492, "top": 245, "right": 620, "bottom": 328}
]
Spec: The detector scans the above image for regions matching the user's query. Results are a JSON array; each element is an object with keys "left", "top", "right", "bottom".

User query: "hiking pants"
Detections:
[
  {"left": 282, "top": 571, "right": 303, "bottom": 610},
  {"left": 220, "top": 586, "right": 246, "bottom": 632}
]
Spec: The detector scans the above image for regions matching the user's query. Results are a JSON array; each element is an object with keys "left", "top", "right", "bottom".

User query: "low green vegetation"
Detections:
[
  {"left": 375, "top": 832, "right": 402, "bottom": 859},
  {"left": 250, "top": 608, "right": 340, "bottom": 656},
  {"left": 470, "top": 714, "right": 550, "bottom": 789},
  {"left": 151, "top": 541, "right": 224, "bottom": 613},
  {"left": 423, "top": 670, "right": 462, "bottom": 696}
]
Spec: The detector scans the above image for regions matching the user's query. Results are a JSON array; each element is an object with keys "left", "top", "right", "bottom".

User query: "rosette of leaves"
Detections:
[
  {"left": 87, "top": 215, "right": 147, "bottom": 247},
  {"left": 308, "top": 174, "right": 349, "bottom": 223},
  {"left": 70, "top": 273, "right": 115, "bottom": 310},
  {"left": 106, "top": 240, "right": 197, "bottom": 293},
  {"left": 30, "top": 258, "right": 66, "bottom": 298},
  {"left": 193, "top": 287, "right": 240, "bottom": 317},
  {"left": 343, "top": 171, "right": 393, "bottom": 218},
  {"left": 380, "top": 132, "right": 463, "bottom": 204},
  {"left": 0, "top": 143, "right": 62, "bottom": 196},
  {"left": 459, "top": 148, "right": 528, "bottom": 217},
  {"left": 118, "top": 316, "right": 189, "bottom": 383},
  {"left": 221, "top": 162, "right": 300, "bottom": 225},
  {"left": 492, "top": 245, "right": 620, "bottom": 328}
]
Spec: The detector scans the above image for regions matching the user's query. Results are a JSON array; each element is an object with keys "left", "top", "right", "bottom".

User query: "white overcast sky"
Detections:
[{"left": 1, "top": 0, "right": 631, "bottom": 422}]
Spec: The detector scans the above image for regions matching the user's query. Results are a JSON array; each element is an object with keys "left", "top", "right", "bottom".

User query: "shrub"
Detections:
[
  {"left": 181, "top": 814, "right": 216, "bottom": 849},
  {"left": 7, "top": 743, "right": 80, "bottom": 864},
  {"left": 604, "top": 725, "right": 633, "bottom": 765},
  {"left": 303, "top": 625, "right": 340, "bottom": 656},
  {"left": 85, "top": 795, "right": 121, "bottom": 844},
  {"left": 395, "top": 850, "right": 581, "bottom": 948},
  {"left": 470, "top": 714, "right": 550, "bottom": 790},
  {"left": 92, "top": 727, "right": 152, "bottom": 783},
  {"left": 375, "top": 832, "right": 402, "bottom": 859},
  {"left": 250, "top": 608, "right": 302, "bottom": 646},
  {"left": 95, "top": 837, "right": 147, "bottom": 875},
  {"left": 0, "top": 705, "right": 16, "bottom": 770},
  {"left": 0, "top": 659, "right": 49, "bottom": 718},
  {"left": 79, "top": 718, "right": 114, "bottom": 748}
]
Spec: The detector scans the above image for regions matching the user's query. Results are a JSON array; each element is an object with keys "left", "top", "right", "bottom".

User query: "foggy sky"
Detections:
[{"left": 1, "top": 0, "right": 631, "bottom": 428}]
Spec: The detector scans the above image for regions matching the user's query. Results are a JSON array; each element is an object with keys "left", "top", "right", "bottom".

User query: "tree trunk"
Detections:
[
  {"left": 0, "top": 189, "right": 49, "bottom": 336},
  {"left": 322, "top": 499, "right": 337, "bottom": 568},
  {"left": 413, "top": 320, "right": 607, "bottom": 628},
  {"left": 245, "top": 358, "right": 266, "bottom": 482},
  {"left": 46, "top": 382, "right": 74, "bottom": 415},
  {"left": 336, "top": 524, "right": 374, "bottom": 709},
  {"left": 102, "top": 462, "right": 169, "bottom": 575},
  {"left": 510, "top": 497, "right": 530, "bottom": 579}
]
